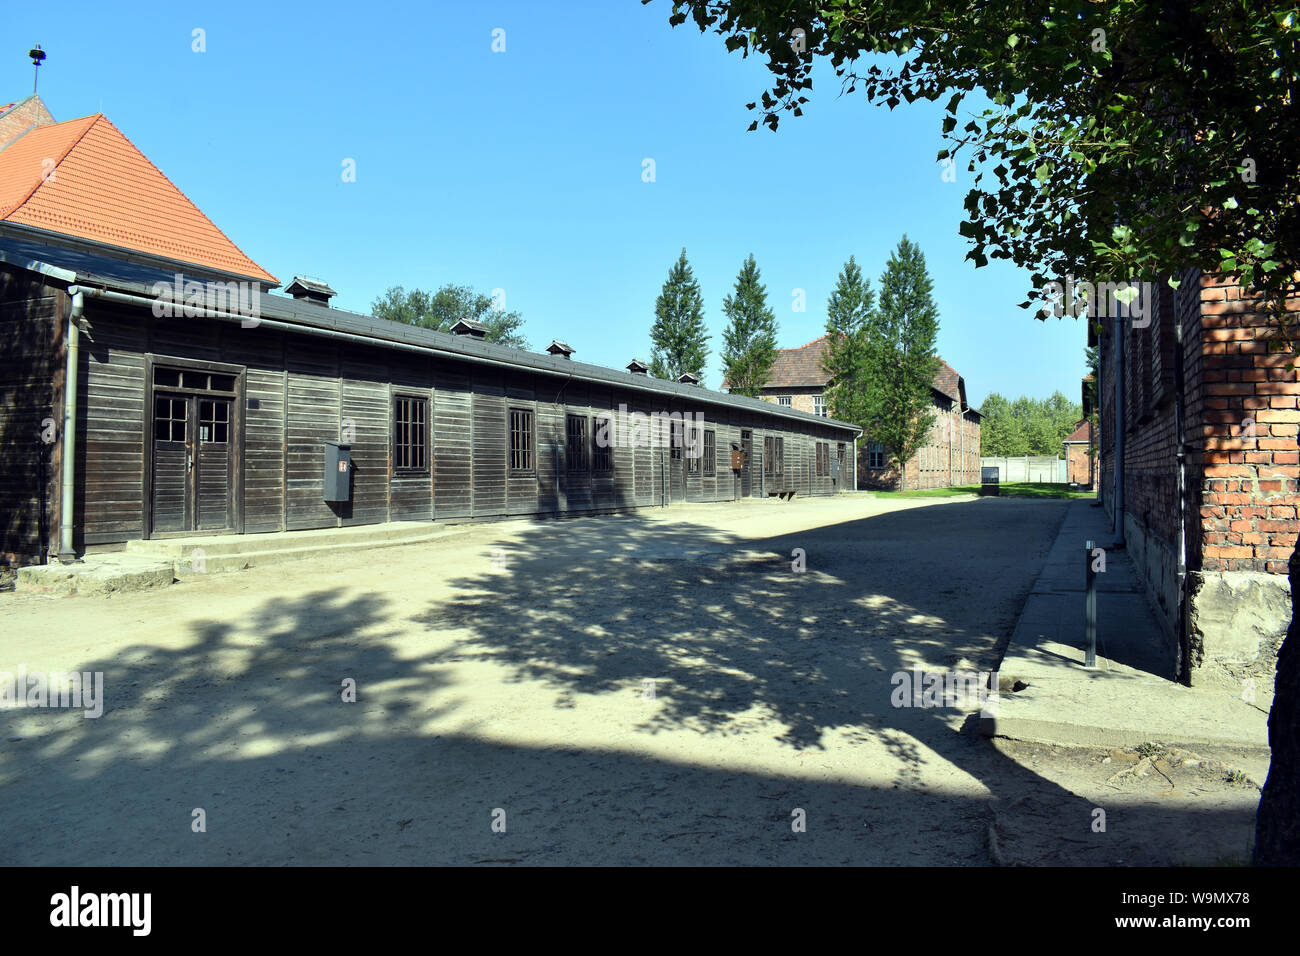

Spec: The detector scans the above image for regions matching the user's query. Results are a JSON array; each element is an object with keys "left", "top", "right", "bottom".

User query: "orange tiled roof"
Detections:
[{"left": 0, "top": 114, "right": 276, "bottom": 283}]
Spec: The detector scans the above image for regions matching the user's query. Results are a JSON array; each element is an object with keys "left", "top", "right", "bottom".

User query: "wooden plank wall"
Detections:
[
  {"left": 286, "top": 341, "right": 340, "bottom": 531},
  {"left": 388, "top": 353, "right": 432, "bottom": 523},
  {"left": 54, "top": 305, "right": 854, "bottom": 552},
  {"left": 0, "top": 272, "right": 59, "bottom": 563},
  {"left": 81, "top": 305, "right": 148, "bottom": 544}
]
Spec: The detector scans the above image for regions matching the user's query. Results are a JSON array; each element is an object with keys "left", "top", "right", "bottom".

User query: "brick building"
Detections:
[
  {"left": 731, "top": 335, "right": 982, "bottom": 490},
  {"left": 1097, "top": 271, "right": 1298, "bottom": 687},
  {"left": 1063, "top": 419, "right": 1093, "bottom": 487}
]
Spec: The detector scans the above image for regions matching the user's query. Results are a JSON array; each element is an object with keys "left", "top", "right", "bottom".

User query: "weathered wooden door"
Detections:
[{"left": 151, "top": 390, "right": 234, "bottom": 534}]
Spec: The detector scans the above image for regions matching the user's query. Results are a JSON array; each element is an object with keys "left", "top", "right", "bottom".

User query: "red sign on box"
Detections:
[{"left": 339, "top": 462, "right": 347, "bottom": 472}]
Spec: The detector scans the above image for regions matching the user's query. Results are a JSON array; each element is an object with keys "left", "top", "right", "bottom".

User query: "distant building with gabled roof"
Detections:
[{"left": 724, "top": 335, "right": 982, "bottom": 489}]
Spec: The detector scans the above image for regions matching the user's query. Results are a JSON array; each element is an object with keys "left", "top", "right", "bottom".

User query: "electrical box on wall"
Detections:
[{"left": 323, "top": 441, "right": 352, "bottom": 502}]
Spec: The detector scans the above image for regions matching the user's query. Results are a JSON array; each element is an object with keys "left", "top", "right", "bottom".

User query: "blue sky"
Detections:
[{"left": 5, "top": 0, "right": 1088, "bottom": 408}]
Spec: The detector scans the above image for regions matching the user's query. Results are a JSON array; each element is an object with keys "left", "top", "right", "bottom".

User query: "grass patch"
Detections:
[{"left": 870, "top": 481, "right": 1095, "bottom": 501}]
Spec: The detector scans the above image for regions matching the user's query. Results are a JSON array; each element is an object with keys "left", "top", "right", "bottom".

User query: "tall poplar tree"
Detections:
[
  {"left": 649, "top": 249, "right": 710, "bottom": 382},
  {"left": 720, "top": 254, "right": 778, "bottom": 397},
  {"left": 865, "top": 236, "right": 941, "bottom": 490},
  {"left": 821, "top": 255, "right": 875, "bottom": 427}
]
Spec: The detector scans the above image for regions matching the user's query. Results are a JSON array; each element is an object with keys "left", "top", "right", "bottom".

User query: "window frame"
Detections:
[
  {"left": 509, "top": 406, "right": 536, "bottom": 475},
  {"left": 703, "top": 429, "right": 716, "bottom": 477},
  {"left": 670, "top": 418, "right": 684, "bottom": 461},
  {"left": 868, "top": 441, "right": 887, "bottom": 469},
  {"left": 393, "top": 393, "right": 429, "bottom": 473},
  {"left": 565, "top": 413, "right": 589, "bottom": 473},
  {"left": 813, "top": 395, "right": 827, "bottom": 417},
  {"left": 592, "top": 412, "right": 613, "bottom": 474}
]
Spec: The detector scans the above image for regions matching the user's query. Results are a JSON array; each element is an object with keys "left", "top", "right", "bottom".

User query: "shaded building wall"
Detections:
[
  {"left": 0, "top": 272, "right": 61, "bottom": 566},
  {"left": 1099, "top": 268, "right": 1298, "bottom": 687}
]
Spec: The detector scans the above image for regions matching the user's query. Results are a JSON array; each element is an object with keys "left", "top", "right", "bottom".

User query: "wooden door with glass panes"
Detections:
[{"left": 151, "top": 367, "right": 235, "bottom": 533}]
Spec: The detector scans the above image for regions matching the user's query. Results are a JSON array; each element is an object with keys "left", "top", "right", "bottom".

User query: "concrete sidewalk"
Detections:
[{"left": 983, "top": 499, "right": 1272, "bottom": 752}]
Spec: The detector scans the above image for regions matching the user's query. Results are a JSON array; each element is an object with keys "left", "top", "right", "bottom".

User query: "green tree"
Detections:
[
  {"left": 978, "top": 392, "right": 1023, "bottom": 457},
  {"left": 649, "top": 249, "right": 710, "bottom": 382},
  {"left": 821, "top": 255, "right": 875, "bottom": 427},
  {"left": 864, "top": 236, "right": 941, "bottom": 490},
  {"left": 659, "top": 2, "right": 1300, "bottom": 860},
  {"left": 372, "top": 284, "right": 528, "bottom": 349},
  {"left": 980, "top": 392, "right": 1082, "bottom": 456},
  {"left": 720, "top": 254, "right": 779, "bottom": 397}
]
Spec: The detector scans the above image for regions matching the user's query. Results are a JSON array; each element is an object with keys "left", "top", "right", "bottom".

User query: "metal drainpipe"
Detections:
[
  {"left": 1111, "top": 311, "right": 1126, "bottom": 548},
  {"left": 58, "top": 285, "right": 85, "bottom": 563},
  {"left": 1172, "top": 285, "right": 1189, "bottom": 681}
]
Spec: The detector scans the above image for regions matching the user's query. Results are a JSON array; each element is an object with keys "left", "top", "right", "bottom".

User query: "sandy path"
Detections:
[{"left": 0, "top": 495, "right": 1262, "bottom": 865}]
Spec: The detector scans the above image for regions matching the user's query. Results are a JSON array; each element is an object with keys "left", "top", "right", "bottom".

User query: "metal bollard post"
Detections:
[{"left": 1084, "top": 539, "right": 1097, "bottom": 667}]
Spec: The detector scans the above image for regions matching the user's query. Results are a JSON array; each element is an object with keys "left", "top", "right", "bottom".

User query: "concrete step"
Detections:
[
  {"left": 17, "top": 554, "right": 175, "bottom": 596},
  {"left": 125, "top": 521, "right": 453, "bottom": 561}
]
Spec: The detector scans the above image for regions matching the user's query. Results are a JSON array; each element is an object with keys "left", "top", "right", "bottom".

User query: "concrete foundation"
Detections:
[
  {"left": 1120, "top": 512, "right": 1289, "bottom": 690},
  {"left": 1187, "top": 570, "right": 1289, "bottom": 692}
]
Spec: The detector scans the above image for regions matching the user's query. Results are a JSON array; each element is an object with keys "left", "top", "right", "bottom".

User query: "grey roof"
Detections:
[{"left": 0, "top": 232, "right": 861, "bottom": 435}]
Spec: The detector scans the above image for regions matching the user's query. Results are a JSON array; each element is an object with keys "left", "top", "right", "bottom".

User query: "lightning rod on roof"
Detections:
[{"left": 29, "top": 44, "right": 45, "bottom": 94}]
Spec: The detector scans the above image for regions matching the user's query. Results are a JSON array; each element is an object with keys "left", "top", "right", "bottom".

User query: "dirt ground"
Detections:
[{"left": 0, "top": 494, "right": 1266, "bottom": 865}]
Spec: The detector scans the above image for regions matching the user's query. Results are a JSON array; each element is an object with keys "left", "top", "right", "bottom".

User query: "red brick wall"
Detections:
[
  {"left": 1066, "top": 443, "right": 1092, "bottom": 485},
  {"left": 0, "top": 96, "right": 55, "bottom": 151},
  {"left": 858, "top": 396, "right": 981, "bottom": 490},
  {"left": 1197, "top": 272, "right": 1300, "bottom": 574},
  {"left": 1098, "top": 266, "right": 1300, "bottom": 660}
]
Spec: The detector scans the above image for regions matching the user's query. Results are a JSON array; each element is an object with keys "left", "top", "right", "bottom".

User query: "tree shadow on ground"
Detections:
[{"left": 0, "top": 499, "right": 1256, "bottom": 865}]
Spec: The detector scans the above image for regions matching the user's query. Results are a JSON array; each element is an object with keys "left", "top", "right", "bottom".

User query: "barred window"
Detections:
[
  {"left": 816, "top": 442, "right": 829, "bottom": 476},
  {"left": 509, "top": 407, "right": 534, "bottom": 472},
  {"left": 670, "top": 418, "right": 684, "bottom": 460},
  {"left": 593, "top": 413, "right": 612, "bottom": 473},
  {"left": 566, "top": 414, "right": 588, "bottom": 472},
  {"left": 394, "top": 395, "right": 428, "bottom": 470},
  {"left": 703, "top": 430, "right": 716, "bottom": 477}
]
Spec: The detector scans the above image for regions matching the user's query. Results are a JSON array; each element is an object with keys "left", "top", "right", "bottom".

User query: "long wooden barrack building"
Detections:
[{"left": 0, "top": 101, "right": 859, "bottom": 566}]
